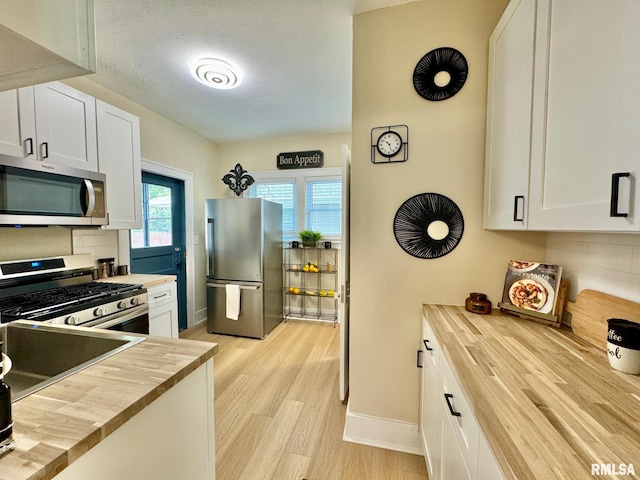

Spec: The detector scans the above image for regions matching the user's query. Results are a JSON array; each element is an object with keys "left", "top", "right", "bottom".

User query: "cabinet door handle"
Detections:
[
  {"left": 40, "top": 142, "right": 49, "bottom": 159},
  {"left": 24, "top": 138, "right": 34, "bottom": 156},
  {"left": 416, "top": 349, "right": 423, "bottom": 368},
  {"left": 610, "top": 172, "right": 631, "bottom": 217},
  {"left": 423, "top": 339, "right": 433, "bottom": 351},
  {"left": 513, "top": 195, "right": 525, "bottom": 222},
  {"left": 444, "top": 393, "right": 461, "bottom": 417}
]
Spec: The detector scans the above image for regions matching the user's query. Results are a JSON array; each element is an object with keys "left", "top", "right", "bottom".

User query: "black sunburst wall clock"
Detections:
[{"left": 413, "top": 47, "right": 468, "bottom": 101}]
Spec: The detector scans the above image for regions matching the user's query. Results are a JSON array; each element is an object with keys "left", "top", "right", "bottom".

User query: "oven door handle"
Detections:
[{"left": 82, "top": 304, "right": 149, "bottom": 329}]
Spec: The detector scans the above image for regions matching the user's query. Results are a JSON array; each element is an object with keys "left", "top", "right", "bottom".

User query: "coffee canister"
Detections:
[
  {"left": 465, "top": 292, "right": 492, "bottom": 315},
  {"left": 607, "top": 318, "right": 640, "bottom": 375}
]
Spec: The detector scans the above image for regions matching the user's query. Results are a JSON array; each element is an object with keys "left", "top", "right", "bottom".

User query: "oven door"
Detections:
[{"left": 80, "top": 304, "right": 149, "bottom": 334}]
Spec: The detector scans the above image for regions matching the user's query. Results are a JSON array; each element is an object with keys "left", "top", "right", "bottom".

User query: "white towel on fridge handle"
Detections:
[{"left": 226, "top": 284, "right": 241, "bottom": 320}]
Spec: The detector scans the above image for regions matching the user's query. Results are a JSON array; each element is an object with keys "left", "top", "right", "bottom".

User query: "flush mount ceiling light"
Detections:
[{"left": 192, "top": 58, "right": 242, "bottom": 90}]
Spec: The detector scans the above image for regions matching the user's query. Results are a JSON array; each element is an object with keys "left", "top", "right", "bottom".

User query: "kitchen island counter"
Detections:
[
  {"left": 0, "top": 324, "right": 217, "bottom": 480},
  {"left": 423, "top": 304, "right": 640, "bottom": 480}
]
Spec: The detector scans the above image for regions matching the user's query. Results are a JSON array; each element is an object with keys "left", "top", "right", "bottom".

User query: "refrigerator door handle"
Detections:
[
  {"left": 206, "top": 283, "right": 261, "bottom": 290},
  {"left": 207, "top": 218, "right": 214, "bottom": 276}
]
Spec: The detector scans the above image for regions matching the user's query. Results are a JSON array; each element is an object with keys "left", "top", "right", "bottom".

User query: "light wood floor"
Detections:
[{"left": 181, "top": 320, "right": 429, "bottom": 480}]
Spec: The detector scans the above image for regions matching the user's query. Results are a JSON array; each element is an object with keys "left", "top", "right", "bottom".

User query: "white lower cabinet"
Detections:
[
  {"left": 477, "top": 430, "right": 505, "bottom": 480},
  {"left": 53, "top": 359, "right": 215, "bottom": 480},
  {"left": 148, "top": 282, "right": 178, "bottom": 338},
  {"left": 421, "top": 357, "right": 442, "bottom": 479},
  {"left": 420, "top": 316, "right": 505, "bottom": 480},
  {"left": 441, "top": 417, "right": 471, "bottom": 480}
]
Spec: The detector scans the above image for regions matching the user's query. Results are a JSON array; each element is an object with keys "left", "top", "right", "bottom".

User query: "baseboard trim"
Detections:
[
  {"left": 195, "top": 308, "right": 208, "bottom": 326},
  {"left": 342, "top": 400, "right": 424, "bottom": 456}
]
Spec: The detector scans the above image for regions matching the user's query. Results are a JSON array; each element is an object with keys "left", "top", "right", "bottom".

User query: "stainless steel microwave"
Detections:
[{"left": 0, "top": 154, "right": 108, "bottom": 226}]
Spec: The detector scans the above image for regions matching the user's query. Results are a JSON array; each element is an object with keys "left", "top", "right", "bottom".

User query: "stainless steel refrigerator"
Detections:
[{"left": 205, "top": 198, "right": 283, "bottom": 338}]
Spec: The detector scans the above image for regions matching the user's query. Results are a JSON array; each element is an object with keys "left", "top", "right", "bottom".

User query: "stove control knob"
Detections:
[
  {"left": 65, "top": 315, "right": 80, "bottom": 325},
  {"left": 130, "top": 297, "right": 140, "bottom": 306},
  {"left": 94, "top": 307, "right": 106, "bottom": 317},
  {"left": 117, "top": 301, "right": 127, "bottom": 309}
]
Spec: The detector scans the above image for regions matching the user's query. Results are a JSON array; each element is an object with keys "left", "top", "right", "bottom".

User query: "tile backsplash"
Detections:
[
  {"left": 0, "top": 227, "right": 124, "bottom": 270},
  {"left": 546, "top": 232, "right": 640, "bottom": 304},
  {"left": 0, "top": 227, "right": 72, "bottom": 261},
  {"left": 72, "top": 229, "right": 120, "bottom": 266}
]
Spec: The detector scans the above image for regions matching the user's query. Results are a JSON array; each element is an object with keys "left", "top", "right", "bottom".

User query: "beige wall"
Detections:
[
  {"left": 216, "top": 132, "right": 351, "bottom": 197},
  {"left": 350, "top": 0, "right": 547, "bottom": 423}
]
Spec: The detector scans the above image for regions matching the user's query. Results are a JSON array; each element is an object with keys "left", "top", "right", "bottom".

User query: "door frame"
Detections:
[
  {"left": 339, "top": 144, "right": 350, "bottom": 402},
  {"left": 119, "top": 158, "right": 196, "bottom": 328}
]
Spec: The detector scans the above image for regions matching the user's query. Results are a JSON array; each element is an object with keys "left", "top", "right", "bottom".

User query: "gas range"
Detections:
[{"left": 0, "top": 254, "right": 147, "bottom": 329}]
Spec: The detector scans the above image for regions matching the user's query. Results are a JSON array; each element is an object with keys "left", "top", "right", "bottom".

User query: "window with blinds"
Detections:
[
  {"left": 305, "top": 179, "right": 341, "bottom": 236},
  {"left": 247, "top": 169, "right": 342, "bottom": 240},
  {"left": 248, "top": 181, "right": 296, "bottom": 237}
]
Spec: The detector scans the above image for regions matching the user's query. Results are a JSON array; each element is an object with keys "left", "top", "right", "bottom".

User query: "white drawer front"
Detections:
[
  {"left": 441, "top": 358, "right": 479, "bottom": 477},
  {"left": 422, "top": 316, "right": 441, "bottom": 380},
  {"left": 147, "top": 281, "right": 177, "bottom": 309}
]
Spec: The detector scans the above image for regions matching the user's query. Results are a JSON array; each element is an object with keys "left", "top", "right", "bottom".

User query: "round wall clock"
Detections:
[
  {"left": 376, "top": 130, "right": 403, "bottom": 158},
  {"left": 413, "top": 47, "right": 468, "bottom": 101},
  {"left": 393, "top": 193, "right": 464, "bottom": 259},
  {"left": 370, "top": 125, "right": 409, "bottom": 164}
]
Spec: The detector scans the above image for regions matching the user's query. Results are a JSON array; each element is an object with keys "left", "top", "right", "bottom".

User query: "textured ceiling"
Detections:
[{"left": 90, "top": 0, "right": 418, "bottom": 144}]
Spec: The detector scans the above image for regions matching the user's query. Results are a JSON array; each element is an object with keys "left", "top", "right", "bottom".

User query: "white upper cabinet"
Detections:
[
  {"left": 0, "top": 82, "right": 98, "bottom": 171},
  {"left": 0, "top": 88, "right": 34, "bottom": 157},
  {"left": 0, "top": 0, "right": 96, "bottom": 91},
  {"left": 33, "top": 82, "right": 98, "bottom": 170},
  {"left": 97, "top": 100, "right": 142, "bottom": 230},
  {"left": 528, "top": 0, "right": 640, "bottom": 231},
  {"left": 485, "top": 0, "right": 640, "bottom": 231},
  {"left": 483, "top": 0, "right": 536, "bottom": 230}
]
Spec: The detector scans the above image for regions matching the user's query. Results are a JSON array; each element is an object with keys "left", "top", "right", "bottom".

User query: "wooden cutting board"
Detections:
[{"left": 565, "top": 289, "right": 640, "bottom": 350}]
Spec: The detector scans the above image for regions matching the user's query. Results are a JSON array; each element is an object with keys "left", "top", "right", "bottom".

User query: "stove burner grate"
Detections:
[{"left": 0, "top": 282, "right": 143, "bottom": 321}]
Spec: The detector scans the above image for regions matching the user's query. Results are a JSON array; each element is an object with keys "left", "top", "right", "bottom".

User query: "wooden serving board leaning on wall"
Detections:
[{"left": 565, "top": 289, "right": 640, "bottom": 350}]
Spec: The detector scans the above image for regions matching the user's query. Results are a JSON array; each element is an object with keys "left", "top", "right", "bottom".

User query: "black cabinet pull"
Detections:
[
  {"left": 40, "top": 142, "right": 49, "bottom": 159},
  {"left": 416, "top": 349, "right": 423, "bottom": 368},
  {"left": 24, "top": 137, "right": 34, "bottom": 156},
  {"left": 423, "top": 339, "right": 433, "bottom": 351},
  {"left": 610, "top": 172, "right": 630, "bottom": 217},
  {"left": 513, "top": 195, "right": 525, "bottom": 222},
  {"left": 444, "top": 393, "right": 461, "bottom": 417}
]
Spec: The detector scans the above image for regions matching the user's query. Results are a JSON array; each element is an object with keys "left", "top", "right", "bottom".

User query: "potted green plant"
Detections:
[{"left": 298, "top": 229, "right": 323, "bottom": 248}]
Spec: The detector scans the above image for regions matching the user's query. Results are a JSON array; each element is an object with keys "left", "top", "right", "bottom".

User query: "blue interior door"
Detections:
[{"left": 130, "top": 172, "right": 187, "bottom": 330}]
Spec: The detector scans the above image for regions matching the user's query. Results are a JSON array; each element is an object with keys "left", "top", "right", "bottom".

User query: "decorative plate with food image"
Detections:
[{"left": 507, "top": 278, "right": 552, "bottom": 313}]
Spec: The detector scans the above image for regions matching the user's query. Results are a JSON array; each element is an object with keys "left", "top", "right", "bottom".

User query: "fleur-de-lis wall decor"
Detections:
[{"left": 222, "top": 163, "right": 255, "bottom": 196}]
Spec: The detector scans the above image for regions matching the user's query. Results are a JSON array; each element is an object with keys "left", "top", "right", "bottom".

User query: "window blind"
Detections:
[
  {"left": 305, "top": 179, "right": 342, "bottom": 236},
  {"left": 248, "top": 181, "right": 296, "bottom": 236}
]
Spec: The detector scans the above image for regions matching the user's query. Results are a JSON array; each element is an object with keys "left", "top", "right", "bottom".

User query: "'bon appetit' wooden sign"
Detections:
[{"left": 276, "top": 150, "right": 324, "bottom": 170}]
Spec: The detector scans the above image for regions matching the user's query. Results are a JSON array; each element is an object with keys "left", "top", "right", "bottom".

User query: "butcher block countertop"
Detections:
[
  {"left": 423, "top": 304, "right": 640, "bottom": 480},
  {"left": 0, "top": 323, "right": 217, "bottom": 480},
  {"left": 98, "top": 273, "right": 176, "bottom": 288}
]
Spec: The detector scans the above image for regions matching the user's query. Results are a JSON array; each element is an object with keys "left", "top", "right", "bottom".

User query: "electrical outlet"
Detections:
[{"left": 194, "top": 235, "right": 200, "bottom": 245}]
